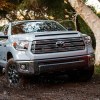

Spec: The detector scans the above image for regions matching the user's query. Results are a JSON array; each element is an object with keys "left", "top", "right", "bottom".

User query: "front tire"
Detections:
[{"left": 5, "top": 58, "right": 21, "bottom": 87}]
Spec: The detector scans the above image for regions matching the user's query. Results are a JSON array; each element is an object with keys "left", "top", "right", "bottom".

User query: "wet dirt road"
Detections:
[{"left": 0, "top": 73, "right": 100, "bottom": 100}]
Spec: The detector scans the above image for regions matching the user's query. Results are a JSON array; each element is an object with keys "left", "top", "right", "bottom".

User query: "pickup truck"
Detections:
[{"left": 0, "top": 20, "right": 95, "bottom": 86}]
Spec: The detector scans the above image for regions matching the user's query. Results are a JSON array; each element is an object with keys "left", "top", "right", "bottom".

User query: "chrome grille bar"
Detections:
[{"left": 31, "top": 37, "right": 85, "bottom": 54}]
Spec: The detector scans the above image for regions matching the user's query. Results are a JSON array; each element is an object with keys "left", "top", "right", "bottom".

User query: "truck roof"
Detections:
[{"left": 11, "top": 20, "right": 55, "bottom": 24}]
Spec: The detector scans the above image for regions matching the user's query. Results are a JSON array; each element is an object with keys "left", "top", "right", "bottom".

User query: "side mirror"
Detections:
[{"left": 0, "top": 32, "right": 8, "bottom": 38}]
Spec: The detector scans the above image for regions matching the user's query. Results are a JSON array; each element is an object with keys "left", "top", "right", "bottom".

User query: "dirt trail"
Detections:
[{"left": 0, "top": 74, "right": 100, "bottom": 100}]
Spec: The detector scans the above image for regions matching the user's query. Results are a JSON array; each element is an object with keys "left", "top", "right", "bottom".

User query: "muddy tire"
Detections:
[{"left": 5, "top": 58, "right": 21, "bottom": 87}]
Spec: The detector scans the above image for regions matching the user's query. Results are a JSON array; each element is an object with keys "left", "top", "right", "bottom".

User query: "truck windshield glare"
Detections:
[{"left": 11, "top": 21, "right": 66, "bottom": 35}]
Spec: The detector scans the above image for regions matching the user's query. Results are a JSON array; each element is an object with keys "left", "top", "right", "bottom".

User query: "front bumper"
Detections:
[{"left": 17, "top": 54, "right": 95, "bottom": 75}]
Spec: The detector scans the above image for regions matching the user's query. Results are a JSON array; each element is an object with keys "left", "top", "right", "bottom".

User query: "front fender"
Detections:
[{"left": 6, "top": 46, "right": 31, "bottom": 61}]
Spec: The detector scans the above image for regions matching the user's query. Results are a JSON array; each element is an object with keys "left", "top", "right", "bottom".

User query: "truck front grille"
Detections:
[{"left": 31, "top": 37, "right": 85, "bottom": 54}]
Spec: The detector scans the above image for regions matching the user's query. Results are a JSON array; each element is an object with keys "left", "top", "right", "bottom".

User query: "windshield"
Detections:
[{"left": 11, "top": 21, "right": 66, "bottom": 35}]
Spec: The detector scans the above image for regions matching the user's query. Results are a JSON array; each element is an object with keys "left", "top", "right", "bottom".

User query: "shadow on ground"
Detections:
[{"left": 0, "top": 73, "right": 100, "bottom": 100}]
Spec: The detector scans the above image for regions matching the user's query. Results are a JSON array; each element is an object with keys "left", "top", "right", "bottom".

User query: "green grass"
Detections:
[
  {"left": 95, "top": 65, "right": 100, "bottom": 74},
  {"left": 0, "top": 27, "right": 2, "bottom": 31}
]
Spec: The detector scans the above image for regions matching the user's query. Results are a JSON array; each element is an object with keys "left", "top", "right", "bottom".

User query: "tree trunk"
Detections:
[{"left": 68, "top": 0, "right": 100, "bottom": 65}]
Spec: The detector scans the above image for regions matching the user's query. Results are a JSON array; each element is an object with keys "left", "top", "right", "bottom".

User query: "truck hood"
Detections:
[{"left": 9, "top": 31, "right": 82, "bottom": 42}]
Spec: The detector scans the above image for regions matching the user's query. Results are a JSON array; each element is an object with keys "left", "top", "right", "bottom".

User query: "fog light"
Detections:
[{"left": 20, "top": 64, "right": 26, "bottom": 70}]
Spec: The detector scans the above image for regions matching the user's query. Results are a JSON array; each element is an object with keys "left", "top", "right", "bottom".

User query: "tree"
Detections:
[
  {"left": 0, "top": 0, "right": 23, "bottom": 21},
  {"left": 18, "top": 0, "right": 65, "bottom": 20},
  {"left": 67, "top": 0, "right": 100, "bottom": 65},
  {"left": 0, "top": 0, "right": 13, "bottom": 19}
]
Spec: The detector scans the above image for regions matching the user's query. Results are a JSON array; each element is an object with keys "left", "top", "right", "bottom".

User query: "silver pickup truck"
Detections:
[{"left": 0, "top": 20, "right": 95, "bottom": 86}]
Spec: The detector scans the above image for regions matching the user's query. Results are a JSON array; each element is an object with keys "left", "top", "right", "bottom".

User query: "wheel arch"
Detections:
[{"left": 7, "top": 52, "right": 13, "bottom": 61}]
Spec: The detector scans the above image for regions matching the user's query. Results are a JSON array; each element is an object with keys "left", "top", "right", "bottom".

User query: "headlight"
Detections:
[
  {"left": 13, "top": 40, "right": 29, "bottom": 50},
  {"left": 82, "top": 34, "right": 92, "bottom": 45},
  {"left": 84, "top": 36, "right": 92, "bottom": 44}
]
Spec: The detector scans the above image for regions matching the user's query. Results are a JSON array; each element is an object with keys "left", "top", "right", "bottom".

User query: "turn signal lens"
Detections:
[{"left": 13, "top": 40, "right": 29, "bottom": 51}]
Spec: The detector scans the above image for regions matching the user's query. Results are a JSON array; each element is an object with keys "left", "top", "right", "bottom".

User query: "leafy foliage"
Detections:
[
  {"left": 0, "top": 0, "right": 22, "bottom": 20},
  {"left": 18, "top": 0, "right": 65, "bottom": 20}
]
